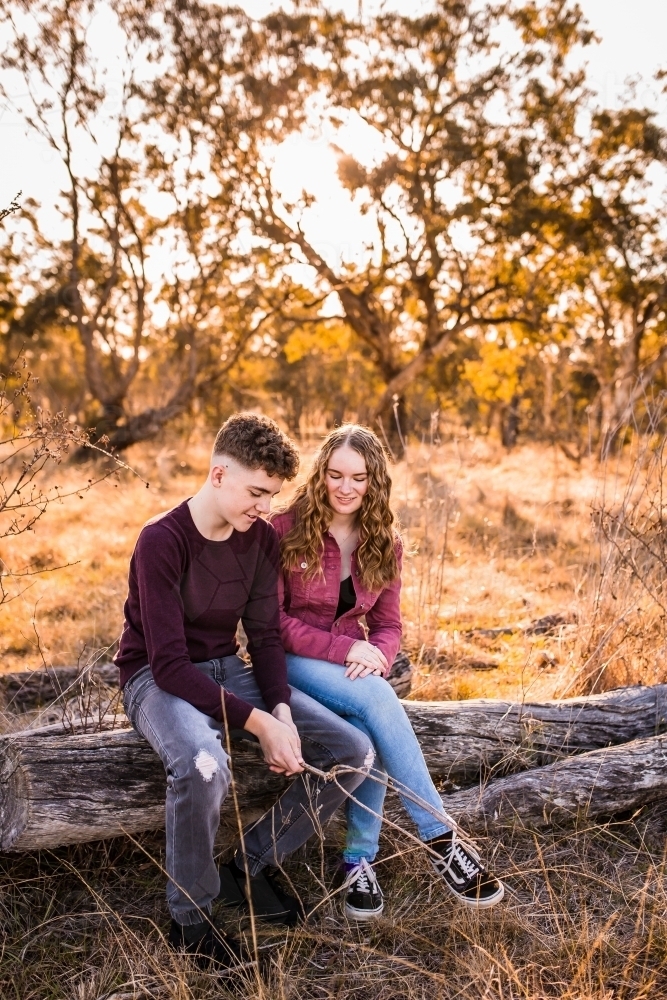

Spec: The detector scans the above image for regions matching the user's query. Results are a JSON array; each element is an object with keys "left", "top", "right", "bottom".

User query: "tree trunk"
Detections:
[
  {"left": 501, "top": 394, "right": 520, "bottom": 450},
  {"left": 77, "top": 383, "right": 196, "bottom": 456},
  {"left": 405, "top": 683, "right": 667, "bottom": 784},
  {"left": 1, "top": 682, "right": 665, "bottom": 851},
  {"left": 88, "top": 401, "right": 127, "bottom": 445},
  {"left": 439, "top": 733, "right": 667, "bottom": 832},
  {"left": 0, "top": 728, "right": 287, "bottom": 851},
  {"left": 542, "top": 358, "right": 554, "bottom": 437}
]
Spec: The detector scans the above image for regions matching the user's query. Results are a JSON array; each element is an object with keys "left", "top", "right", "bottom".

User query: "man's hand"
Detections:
[
  {"left": 344, "top": 640, "right": 388, "bottom": 680},
  {"left": 272, "top": 702, "right": 301, "bottom": 752},
  {"left": 244, "top": 707, "right": 304, "bottom": 776}
]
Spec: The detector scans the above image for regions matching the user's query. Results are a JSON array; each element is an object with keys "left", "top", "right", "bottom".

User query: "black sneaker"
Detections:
[
  {"left": 343, "top": 859, "right": 384, "bottom": 921},
  {"left": 427, "top": 832, "right": 504, "bottom": 908},
  {"left": 218, "top": 859, "right": 305, "bottom": 927},
  {"left": 168, "top": 918, "right": 251, "bottom": 972}
]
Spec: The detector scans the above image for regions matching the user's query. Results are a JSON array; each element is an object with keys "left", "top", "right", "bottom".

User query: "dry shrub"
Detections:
[
  {"left": 565, "top": 406, "right": 667, "bottom": 695},
  {"left": 0, "top": 355, "right": 124, "bottom": 616}
]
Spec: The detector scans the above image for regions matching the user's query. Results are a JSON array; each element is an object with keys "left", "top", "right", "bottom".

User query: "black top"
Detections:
[{"left": 335, "top": 575, "right": 356, "bottom": 620}]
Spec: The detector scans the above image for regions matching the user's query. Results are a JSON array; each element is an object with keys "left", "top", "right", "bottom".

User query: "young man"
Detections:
[{"left": 115, "top": 413, "right": 374, "bottom": 968}]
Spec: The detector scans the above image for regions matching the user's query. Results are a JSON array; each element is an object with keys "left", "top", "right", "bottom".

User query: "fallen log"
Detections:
[
  {"left": 2, "top": 663, "right": 663, "bottom": 783},
  {"left": 406, "top": 683, "right": 667, "bottom": 784},
  {"left": 0, "top": 663, "right": 118, "bottom": 714},
  {"left": 1, "top": 683, "right": 666, "bottom": 851},
  {"left": 0, "top": 728, "right": 288, "bottom": 851},
  {"left": 440, "top": 733, "right": 667, "bottom": 831},
  {"left": 386, "top": 651, "right": 413, "bottom": 698}
]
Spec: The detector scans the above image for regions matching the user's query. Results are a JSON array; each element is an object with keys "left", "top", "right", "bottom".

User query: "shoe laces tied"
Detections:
[
  {"left": 345, "top": 858, "right": 379, "bottom": 895},
  {"left": 436, "top": 834, "right": 481, "bottom": 882}
]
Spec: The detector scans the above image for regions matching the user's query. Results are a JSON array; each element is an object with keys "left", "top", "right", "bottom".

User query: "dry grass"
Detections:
[
  {"left": 0, "top": 449, "right": 204, "bottom": 671},
  {"left": 0, "top": 434, "right": 638, "bottom": 698},
  {"left": 3, "top": 814, "right": 667, "bottom": 999},
  {"left": 2, "top": 431, "right": 667, "bottom": 997}
]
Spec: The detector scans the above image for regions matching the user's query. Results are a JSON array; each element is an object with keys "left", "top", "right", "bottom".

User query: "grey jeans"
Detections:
[{"left": 122, "top": 655, "right": 374, "bottom": 925}]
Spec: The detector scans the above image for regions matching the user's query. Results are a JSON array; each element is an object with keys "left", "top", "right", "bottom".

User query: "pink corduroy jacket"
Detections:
[{"left": 271, "top": 509, "right": 403, "bottom": 674}]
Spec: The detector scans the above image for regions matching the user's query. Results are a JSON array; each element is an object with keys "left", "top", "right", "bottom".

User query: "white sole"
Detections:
[
  {"left": 444, "top": 879, "right": 505, "bottom": 909},
  {"left": 344, "top": 902, "right": 384, "bottom": 921}
]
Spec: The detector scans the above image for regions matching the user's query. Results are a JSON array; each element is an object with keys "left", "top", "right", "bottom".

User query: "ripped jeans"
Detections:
[
  {"left": 122, "top": 655, "right": 373, "bottom": 925},
  {"left": 285, "top": 655, "right": 450, "bottom": 864}
]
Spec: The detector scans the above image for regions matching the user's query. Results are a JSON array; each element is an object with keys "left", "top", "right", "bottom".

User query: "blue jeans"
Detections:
[{"left": 285, "top": 655, "right": 450, "bottom": 863}]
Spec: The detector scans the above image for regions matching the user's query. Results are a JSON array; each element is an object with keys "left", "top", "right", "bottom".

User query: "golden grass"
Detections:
[
  {"left": 2, "top": 814, "right": 667, "bottom": 999},
  {"left": 2, "top": 433, "right": 667, "bottom": 998},
  {"left": 0, "top": 444, "right": 213, "bottom": 671},
  {"left": 0, "top": 436, "right": 628, "bottom": 698}
]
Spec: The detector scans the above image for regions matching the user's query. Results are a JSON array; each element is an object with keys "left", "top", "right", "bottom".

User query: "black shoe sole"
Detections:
[{"left": 218, "top": 863, "right": 304, "bottom": 927}]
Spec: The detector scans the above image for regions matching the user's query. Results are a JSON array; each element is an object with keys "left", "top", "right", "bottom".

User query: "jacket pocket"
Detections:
[{"left": 285, "top": 566, "right": 312, "bottom": 610}]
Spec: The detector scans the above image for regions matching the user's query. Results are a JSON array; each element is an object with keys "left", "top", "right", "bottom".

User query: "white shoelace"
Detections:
[
  {"left": 433, "top": 835, "right": 481, "bottom": 885},
  {"left": 345, "top": 858, "right": 381, "bottom": 896}
]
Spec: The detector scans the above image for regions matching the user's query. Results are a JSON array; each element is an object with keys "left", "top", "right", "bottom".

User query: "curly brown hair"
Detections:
[
  {"left": 213, "top": 412, "right": 299, "bottom": 480},
  {"left": 279, "top": 424, "right": 399, "bottom": 592}
]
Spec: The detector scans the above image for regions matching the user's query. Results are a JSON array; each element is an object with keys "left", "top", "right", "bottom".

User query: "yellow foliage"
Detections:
[
  {"left": 462, "top": 338, "right": 528, "bottom": 404},
  {"left": 284, "top": 323, "right": 351, "bottom": 364}
]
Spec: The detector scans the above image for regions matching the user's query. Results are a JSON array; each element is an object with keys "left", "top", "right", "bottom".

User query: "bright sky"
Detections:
[{"left": 1, "top": 0, "right": 666, "bottom": 264}]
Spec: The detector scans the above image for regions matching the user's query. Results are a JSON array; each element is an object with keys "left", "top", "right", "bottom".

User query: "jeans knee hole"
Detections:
[{"left": 193, "top": 748, "right": 221, "bottom": 782}]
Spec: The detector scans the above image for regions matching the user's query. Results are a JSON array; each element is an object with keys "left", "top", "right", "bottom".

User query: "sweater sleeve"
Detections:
[
  {"left": 241, "top": 524, "right": 291, "bottom": 712},
  {"left": 133, "top": 525, "right": 254, "bottom": 729},
  {"left": 365, "top": 540, "right": 403, "bottom": 673}
]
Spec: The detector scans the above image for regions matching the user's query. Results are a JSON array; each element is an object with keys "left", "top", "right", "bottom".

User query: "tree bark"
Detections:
[
  {"left": 0, "top": 683, "right": 665, "bottom": 850},
  {"left": 0, "top": 728, "right": 288, "bottom": 851},
  {"left": 439, "top": 733, "right": 667, "bottom": 832},
  {"left": 405, "top": 683, "right": 667, "bottom": 784}
]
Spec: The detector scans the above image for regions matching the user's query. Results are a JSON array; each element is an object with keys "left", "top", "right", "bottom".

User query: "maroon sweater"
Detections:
[{"left": 115, "top": 500, "right": 291, "bottom": 729}]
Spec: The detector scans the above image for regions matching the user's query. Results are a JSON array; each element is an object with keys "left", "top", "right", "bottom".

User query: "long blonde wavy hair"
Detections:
[{"left": 279, "top": 424, "right": 399, "bottom": 592}]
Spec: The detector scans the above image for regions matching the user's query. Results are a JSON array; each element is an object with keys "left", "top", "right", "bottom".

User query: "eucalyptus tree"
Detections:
[
  {"left": 550, "top": 106, "right": 667, "bottom": 451},
  {"left": 0, "top": 0, "right": 312, "bottom": 448},
  {"left": 4, "top": 0, "right": 666, "bottom": 451},
  {"left": 235, "top": 0, "right": 598, "bottom": 440}
]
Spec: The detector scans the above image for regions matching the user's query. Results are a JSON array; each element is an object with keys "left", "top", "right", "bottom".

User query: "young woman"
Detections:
[{"left": 271, "top": 424, "right": 504, "bottom": 920}]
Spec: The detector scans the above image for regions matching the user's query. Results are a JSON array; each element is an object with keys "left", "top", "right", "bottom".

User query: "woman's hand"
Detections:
[{"left": 344, "top": 640, "right": 388, "bottom": 680}]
